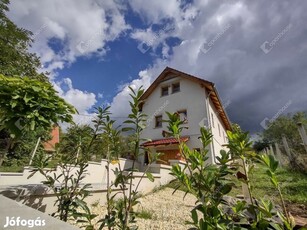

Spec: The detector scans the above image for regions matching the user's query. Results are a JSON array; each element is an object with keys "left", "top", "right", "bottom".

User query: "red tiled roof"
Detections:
[{"left": 142, "top": 136, "right": 189, "bottom": 147}]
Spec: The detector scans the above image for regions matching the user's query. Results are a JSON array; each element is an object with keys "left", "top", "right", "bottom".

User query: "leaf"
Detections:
[
  {"left": 191, "top": 209, "right": 198, "bottom": 224},
  {"left": 30, "top": 120, "right": 36, "bottom": 130},
  {"left": 32, "top": 86, "right": 41, "bottom": 92},
  {"left": 219, "top": 184, "right": 232, "bottom": 195},
  {"left": 146, "top": 172, "right": 154, "bottom": 182}
]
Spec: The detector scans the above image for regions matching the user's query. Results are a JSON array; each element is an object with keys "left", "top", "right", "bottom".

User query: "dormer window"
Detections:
[
  {"left": 172, "top": 82, "right": 180, "bottom": 93},
  {"left": 161, "top": 86, "right": 169, "bottom": 96}
]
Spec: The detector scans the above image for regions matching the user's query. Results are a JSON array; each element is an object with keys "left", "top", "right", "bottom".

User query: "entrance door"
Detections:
[{"left": 157, "top": 149, "right": 181, "bottom": 164}]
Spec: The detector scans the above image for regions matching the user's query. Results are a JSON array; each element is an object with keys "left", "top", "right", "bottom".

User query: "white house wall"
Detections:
[
  {"left": 141, "top": 76, "right": 217, "bottom": 164},
  {"left": 207, "top": 93, "right": 229, "bottom": 160}
]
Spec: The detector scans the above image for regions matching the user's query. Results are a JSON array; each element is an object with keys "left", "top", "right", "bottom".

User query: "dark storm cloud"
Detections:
[{"left": 189, "top": 0, "right": 307, "bottom": 132}]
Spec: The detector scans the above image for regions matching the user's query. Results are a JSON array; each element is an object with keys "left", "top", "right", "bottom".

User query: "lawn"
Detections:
[
  {"left": 249, "top": 164, "right": 307, "bottom": 205},
  {"left": 227, "top": 163, "right": 307, "bottom": 206},
  {"left": 167, "top": 163, "right": 307, "bottom": 219}
]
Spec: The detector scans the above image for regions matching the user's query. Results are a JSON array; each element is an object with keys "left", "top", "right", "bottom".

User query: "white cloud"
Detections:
[
  {"left": 7, "top": 0, "right": 129, "bottom": 125},
  {"left": 7, "top": 0, "right": 307, "bottom": 132},
  {"left": 111, "top": 0, "right": 307, "bottom": 132},
  {"left": 110, "top": 69, "right": 155, "bottom": 117},
  {"left": 54, "top": 78, "right": 97, "bottom": 114},
  {"left": 128, "top": 0, "right": 181, "bottom": 23},
  {"left": 52, "top": 78, "right": 98, "bottom": 128},
  {"left": 8, "top": 0, "right": 130, "bottom": 76}
]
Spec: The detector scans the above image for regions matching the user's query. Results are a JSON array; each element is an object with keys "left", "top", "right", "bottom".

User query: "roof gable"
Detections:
[{"left": 140, "top": 67, "right": 232, "bottom": 130}]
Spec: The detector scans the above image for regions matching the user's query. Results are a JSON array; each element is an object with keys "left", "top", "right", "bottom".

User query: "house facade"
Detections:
[{"left": 139, "top": 67, "right": 232, "bottom": 166}]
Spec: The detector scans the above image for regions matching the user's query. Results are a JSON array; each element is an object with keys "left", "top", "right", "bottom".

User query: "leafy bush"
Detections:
[
  {"left": 98, "top": 87, "right": 160, "bottom": 230},
  {"left": 164, "top": 112, "right": 298, "bottom": 229}
]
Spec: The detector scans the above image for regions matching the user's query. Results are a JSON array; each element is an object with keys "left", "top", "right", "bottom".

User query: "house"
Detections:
[
  {"left": 139, "top": 67, "right": 232, "bottom": 166},
  {"left": 43, "top": 125, "right": 60, "bottom": 152}
]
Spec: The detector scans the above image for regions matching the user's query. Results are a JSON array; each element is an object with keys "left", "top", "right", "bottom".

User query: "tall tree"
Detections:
[
  {"left": 0, "top": 0, "right": 47, "bottom": 80},
  {"left": 263, "top": 113, "right": 306, "bottom": 152},
  {"left": 0, "top": 75, "right": 76, "bottom": 165}
]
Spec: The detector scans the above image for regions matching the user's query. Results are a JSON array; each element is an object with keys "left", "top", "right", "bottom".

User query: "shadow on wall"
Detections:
[{"left": 0, "top": 184, "right": 49, "bottom": 212}]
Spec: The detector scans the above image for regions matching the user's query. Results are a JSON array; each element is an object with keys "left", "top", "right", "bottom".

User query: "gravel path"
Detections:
[
  {"left": 90, "top": 187, "right": 197, "bottom": 230},
  {"left": 135, "top": 188, "right": 196, "bottom": 229}
]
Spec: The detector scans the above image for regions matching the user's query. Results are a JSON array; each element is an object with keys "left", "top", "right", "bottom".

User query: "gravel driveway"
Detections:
[
  {"left": 135, "top": 188, "right": 196, "bottom": 230},
  {"left": 90, "top": 187, "right": 197, "bottom": 230}
]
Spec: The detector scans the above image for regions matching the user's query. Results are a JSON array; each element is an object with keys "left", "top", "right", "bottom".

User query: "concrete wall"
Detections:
[
  {"left": 0, "top": 195, "right": 80, "bottom": 230},
  {"left": 0, "top": 158, "right": 137, "bottom": 187},
  {"left": 0, "top": 159, "right": 174, "bottom": 214}
]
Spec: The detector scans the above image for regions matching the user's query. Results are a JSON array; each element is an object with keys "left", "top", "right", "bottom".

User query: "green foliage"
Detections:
[
  {"left": 0, "top": 0, "right": 47, "bottom": 80},
  {"left": 0, "top": 75, "right": 76, "bottom": 138},
  {"left": 30, "top": 155, "right": 91, "bottom": 222},
  {"left": 28, "top": 109, "right": 106, "bottom": 223},
  {"left": 263, "top": 112, "right": 307, "bottom": 155},
  {"left": 58, "top": 125, "right": 94, "bottom": 156},
  {"left": 72, "top": 198, "right": 98, "bottom": 230},
  {"left": 98, "top": 87, "right": 159, "bottom": 230},
  {"left": 164, "top": 111, "right": 188, "bottom": 137},
  {"left": 260, "top": 112, "right": 307, "bottom": 172},
  {"left": 165, "top": 112, "right": 298, "bottom": 230},
  {"left": 230, "top": 163, "right": 307, "bottom": 205},
  {"left": 253, "top": 138, "right": 271, "bottom": 153},
  {"left": 257, "top": 154, "right": 294, "bottom": 229},
  {"left": 226, "top": 129, "right": 253, "bottom": 158},
  {"left": 166, "top": 112, "right": 236, "bottom": 229},
  {"left": 2, "top": 126, "right": 51, "bottom": 168},
  {"left": 0, "top": 75, "right": 76, "bottom": 166}
]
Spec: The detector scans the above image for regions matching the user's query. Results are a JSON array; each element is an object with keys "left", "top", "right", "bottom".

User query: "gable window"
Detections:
[
  {"left": 161, "top": 86, "right": 169, "bottom": 96},
  {"left": 155, "top": 115, "right": 163, "bottom": 128},
  {"left": 211, "top": 113, "right": 215, "bottom": 128},
  {"left": 178, "top": 109, "right": 188, "bottom": 123},
  {"left": 172, "top": 82, "right": 180, "bottom": 93}
]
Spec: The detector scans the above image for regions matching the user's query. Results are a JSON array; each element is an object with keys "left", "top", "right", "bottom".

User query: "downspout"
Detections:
[{"left": 205, "top": 87, "right": 218, "bottom": 164}]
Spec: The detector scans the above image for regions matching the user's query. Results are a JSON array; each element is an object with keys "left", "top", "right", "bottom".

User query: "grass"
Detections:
[
  {"left": 166, "top": 163, "right": 307, "bottom": 206},
  {"left": 0, "top": 155, "right": 60, "bottom": 173},
  {"left": 136, "top": 209, "right": 153, "bottom": 219},
  {"left": 249, "top": 163, "right": 307, "bottom": 204},
  {"left": 0, "top": 165, "right": 24, "bottom": 172}
]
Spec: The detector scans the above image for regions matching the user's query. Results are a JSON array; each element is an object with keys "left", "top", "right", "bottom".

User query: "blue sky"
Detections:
[{"left": 7, "top": 0, "right": 307, "bottom": 132}]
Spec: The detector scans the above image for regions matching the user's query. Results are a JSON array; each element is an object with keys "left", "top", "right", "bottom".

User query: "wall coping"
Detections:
[
  {"left": 149, "top": 163, "right": 172, "bottom": 170},
  {"left": 87, "top": 161, "right": 102, "bottom": 165},
  {"left": 100, "top": 158, "right": 134, "bottom": 163},
  {"left": 0, "top": 172, "right": 24, "bottom": 176},
  {"left": 169, "top": 160, "right": 186, "bottom": 165},
  {"left": 122, "top": 171, "right": 161, "bottom": 178}
]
